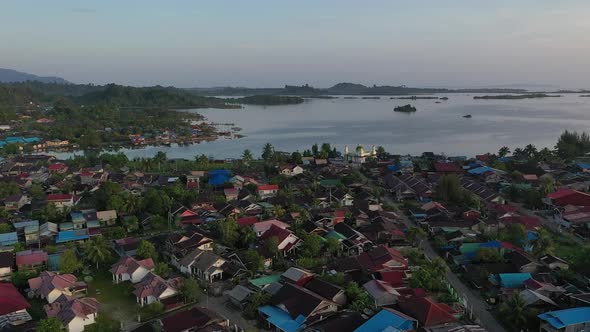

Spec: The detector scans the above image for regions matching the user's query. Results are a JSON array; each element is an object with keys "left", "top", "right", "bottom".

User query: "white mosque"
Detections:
[{"left": 344, "top": 144, "right": 377, "bottom": 167}]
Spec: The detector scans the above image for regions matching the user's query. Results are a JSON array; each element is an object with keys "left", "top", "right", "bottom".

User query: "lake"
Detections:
[{"left": 62, "top": 94, "right": 590, "bottom": 159}]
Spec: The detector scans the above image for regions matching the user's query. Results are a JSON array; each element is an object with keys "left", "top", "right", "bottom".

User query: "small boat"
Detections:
[
  {"left": 463, "top": 114, "right": 472, "bottom": 118},
  {"left": 435, "top": 101, "right": 441, "bottom": 104}
]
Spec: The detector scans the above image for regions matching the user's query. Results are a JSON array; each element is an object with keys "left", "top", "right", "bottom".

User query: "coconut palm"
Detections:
[
  {"left": 498, "top": 146, "right": 511, "bottom": 158},
  {"left": 499, "top": 294, "right": 528, "bottom": 330},
  {"left": 524, "top": 144, "right": 538, "bottom": 158},
  {"left": 539, "top": 174, "right": 556, "bottom": 195},
  {"left": 83, "top": 236, "right": 112, "bottom": 269},
  {"left": 241, "top": 149, "right": 253, "bottom": 163}
]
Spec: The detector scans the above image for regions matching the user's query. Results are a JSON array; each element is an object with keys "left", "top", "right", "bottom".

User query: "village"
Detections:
[{"left": 0, "top": 140, "right": 589, "bottom": 332}]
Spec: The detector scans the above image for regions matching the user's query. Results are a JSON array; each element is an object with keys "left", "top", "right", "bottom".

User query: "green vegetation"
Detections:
[
  {"left": 83, "top": 236, "right": 113, "bottom": 269},
  {"left": 473, "top": 93, "right": 561, "bottom": 99},
  {"left": 37, "top": 317, "right": 63, "bottom": 332},
  {"left": 229, "top": 95, "right": 304, "bottom": 105},
  {"left": 180, "top": 277, "right": 201, "bottom": 303},
  {"left": 137, "top": 240, "right": 158, "bottom": 261},
  {"left": 555, "top": 130, "right": 590, "bottom": 159},
  {"left": 59, "top": 249, "right": 82, "bottom": 273},
  {"left": 393, "top": 104, "right": 417, "bottom": 113}
]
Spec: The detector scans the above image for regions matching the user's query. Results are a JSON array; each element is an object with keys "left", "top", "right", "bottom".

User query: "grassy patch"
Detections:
[{"left": 86, "top": 270, "right": 139, "bottom": 323}]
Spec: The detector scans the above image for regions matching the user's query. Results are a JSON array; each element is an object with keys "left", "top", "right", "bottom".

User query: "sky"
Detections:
[{"left": 2, "top": 0, "right": 590, "bottom": 88}]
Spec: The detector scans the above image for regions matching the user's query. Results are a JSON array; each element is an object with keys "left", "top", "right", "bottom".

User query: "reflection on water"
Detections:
[{"left": 55, "top": 94, "right": 590, "bottom": 159}]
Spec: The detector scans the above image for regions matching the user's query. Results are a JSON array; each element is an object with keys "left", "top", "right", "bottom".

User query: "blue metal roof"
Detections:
[
  {"left": 56, "top": 230, "right": 89, "bottom": 243},
  {"left": 538, "top": 307, "right": 590, "bottom": 329},
  {"left": 496, "top": 273, "right": 532, "bottom": 288},
  {"left": 208, "top": 169, "right": 231, "bottom": 186},
  {"left": 258, "top": 306, "right": 305, "bottom": 332},
  {"left": 576, "top": 162, "right": 590, "bottom": 170},
  {"left": 354, "top": 309, "right": 415, "bottom": 332},
  {"left": 387, "top": 165, "right": 399, "bottom": 172},
  {"left": 468, "top": 166, "right": 493, "bottom": 175},
  {"left": 0, "top": 232, "right": 18, "bottom": 246}
]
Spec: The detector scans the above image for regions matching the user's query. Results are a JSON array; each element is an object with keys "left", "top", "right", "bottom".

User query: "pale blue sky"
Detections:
[{"left": 2, "top": 1, "right": 589, "bottom": 88}]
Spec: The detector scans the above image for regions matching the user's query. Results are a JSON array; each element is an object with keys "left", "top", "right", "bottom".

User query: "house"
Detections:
[
  {"left": 45, "top": 294, "right": 99, "bottom": 332},
  {"left": 540, "top": 254, "right": 570, "bottom": 270},
  {"left": 48, "top": 162, "right": 68, "bottom": 173},
  {"left": 261, "top": 224, "right": 301, "bottom": 256},
  {"left": 259, "top": 283, "right": 339, "bottom": 332},
  {"left": 133, "top": 272, "right": 180, "bottom": 307},
  {"left": 354, "top": 308, "right": 416, "bottom": 332},
  {"left": 546, "top": 189, "right": 590, "bottom": 207},
  {"left": 16, "top": 250, "right": 48, "bottom": 271},
  {"left": 167, "top": 231, "right": 213, "bottom": 260},
  {"left": 0, "top": 232, "right": 18, "bottom": 246},
  {"left": 3, "top": 195, "right": 29, "bottom": 211},
  {"left": 28, "top": 271, "right": 87, "bottom": 304},
  {"left": 113, "top": 237, "right": 140, "bottom": 257},
  {"left": 46, "top": 194, "right": 78, "bottom": 210},
  {"left": 0, "top": 252, "right": 13, "bottom": 280},
  {"left": 280, "top": 165, "right": 304, "bottom": 177},
  {"left": 434, "top": 162, "right": 463, "bottom": 175},
  {"left": 96, "top": 210, "right": 117, "bottom": 226},
  {"left": 363, "top": 279, "right": 400, "bottom": 307},
  {"left": 110, "top": 256, "right": 155, "bottom": 284},
  {"left": 257, "top": 184, "right": 279, "bottom": 199},
  {"left": 253, "top": 219, "right": 289, "bottom": 237},
  {"left": 159, "top": 306, "right": 229, "bottom": 332},
  {"left": 356, "top": 245, "right": 408, "bottom": 273},
  {"left": 56, "top": 230, "right": 89, "bottom": 244},
  {"left": 304, "top": 278, "right": 347, "bottom": 306},
  {"left": 398, "top": 297, "right": 457, "bottom": 328},
  {"left": 304, "top": 311, "right": 365, "bottom": 332},
  {"left": 0, "top": 282, "right": 32, "bottom": 328},
  {"left": 538, "top": 307, "right": 590, "bottom": 332},
  {"left": 223, "top": 188, "right": 239, "bottom": 201},
  {"left": 225, "top": 285, "right": 254, "bottom": 310},
  {"left": 281, "top": 267, "right": 314, "bottom": 286},
  {"left": 506, "top": 251, "right": 540, "bottom": 273},
  {"left": 178, "top": 249, "right": 227, "bottom": 282},
  {"left": 494, "top": 273, "right": 532, "bottom": 289}
]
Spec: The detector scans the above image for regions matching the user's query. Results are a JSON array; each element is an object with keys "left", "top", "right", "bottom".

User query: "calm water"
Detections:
[{"left": 61, "top": 94, "right": 590, "bottom": 159}]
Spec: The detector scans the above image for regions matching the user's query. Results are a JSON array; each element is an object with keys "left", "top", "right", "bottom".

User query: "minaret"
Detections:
[
  {"left": 371, "top": 145, "right": 377, "bottom": 156},
  {"left": 344, "top": 145, "right": 349, "bottom": 156}
]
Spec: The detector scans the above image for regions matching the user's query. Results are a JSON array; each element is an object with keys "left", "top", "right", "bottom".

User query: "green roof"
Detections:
[
  {"left": 258, "top": 202, "right": 274, "bottom": 209},
  {"left": 459, "top": 243, "right": 481, "bottom": 254},
  {"left": 325, "top": 231, "right": 346, "bottom": 241},
  {"left": 320, "top": 179, "right": 341, "bottom": 187},
  {"left": 249, "top": 274, "right": 281, "bottom": 289}
]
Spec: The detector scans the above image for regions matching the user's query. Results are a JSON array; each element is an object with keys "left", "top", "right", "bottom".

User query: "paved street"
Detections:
[
  {"left": 360, "top": 172, "right": 508, "bottom": 332},
  {"left": 199, "top": 294, "right": 261, "bottom": 332}
]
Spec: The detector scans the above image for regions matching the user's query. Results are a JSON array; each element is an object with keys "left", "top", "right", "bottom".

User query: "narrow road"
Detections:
[
  {"left": 200, "top": 294, "right": 261, "bottom": 332},
  {"left": 359, "top": 171, "right": 507, "bottom": 332}
]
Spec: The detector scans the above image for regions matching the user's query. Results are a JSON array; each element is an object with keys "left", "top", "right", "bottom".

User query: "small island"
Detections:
[
  {"left": 394, "top": 104, "right": 417, "bottom": 113},
  {"left": 473, "top": 93, "right": 562, "bottom": 100},
  {"left": 580, "top": 95, "right": 590, "bottom": 98},
  {"left": 229, "top": 95, "right": 304, "bottom": 105},
  {"left": 392, "top": 96, "right": 438, "bottom": 100},
  {"left": 362, "top": 96, "right": 381, "bottom": 99},
  {"left": 440, "top": 96, "right": 449, "bottom": 100}
]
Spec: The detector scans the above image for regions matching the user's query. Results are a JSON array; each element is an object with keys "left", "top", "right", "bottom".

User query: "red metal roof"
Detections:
[
  {"left": 0, "top": 282, "right": 30, "bottom": 315},
  {"left": 46, "top": 194, "right": 73, "bottom": 201},
  {"left": 433, "top": 162, "right": 463, "bottom": 173},
  {"left": 399, "top": 297, "right": 457, "bottom": 327},
  {"left": 16, "top": 251, "right": 48, "bottom": 266},
  {"left": 237, "top": 216, "right": 258, "bottom": 227},
  {"left": 257, "top": 184, "right": 279, "bottom": 191}
]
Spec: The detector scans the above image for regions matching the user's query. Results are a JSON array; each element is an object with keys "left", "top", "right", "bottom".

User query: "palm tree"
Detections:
[
  {"left": 533, "top": 228, "right": 555, "bottom": 257},
  {"left": 500, "top": 294, "right": 528, "bottom": 330},
  {"left": 83, "top": 236, "right": 112, "bottom": 269},
  {"left": 539, "top": 174, "right": 556, "bottom": 195},
  {"left": 498, "top": 146, "right": 511, "bottom": 158},
  {"left": 524, "top": 144, "right": 538, "bottom": 158},
  {"left": 242, "top": 149, "right": 253, "bottom": 164}
]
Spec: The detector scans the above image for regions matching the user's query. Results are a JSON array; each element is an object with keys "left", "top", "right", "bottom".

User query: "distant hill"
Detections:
[{"left": 0, "top": 68, "right": 69, "bottom": 84}]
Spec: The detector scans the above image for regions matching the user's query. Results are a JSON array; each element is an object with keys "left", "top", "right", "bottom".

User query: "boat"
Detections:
[
  {"left": 463, "top": 114, "right": 472, "bottom": 118},
  {"left": 435, "top": 101, "right": 441, "bottom": 104}
]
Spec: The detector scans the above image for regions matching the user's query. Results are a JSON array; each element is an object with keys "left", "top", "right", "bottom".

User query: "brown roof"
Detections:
[{"left": 110, "top": 256, "right": 155, "bottom": 275}]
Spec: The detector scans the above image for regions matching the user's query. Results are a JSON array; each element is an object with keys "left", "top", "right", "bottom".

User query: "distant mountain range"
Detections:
[
  {"left": 186, "top": 82, "right": 529, "bottom": 96},
  {"left": 0, "top": 68, "right": 69, "bottom": 84}
]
